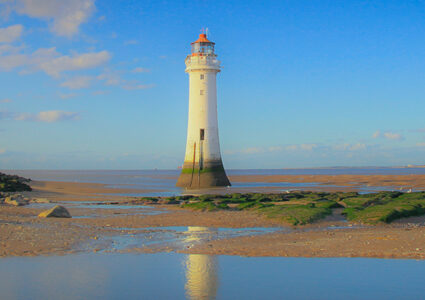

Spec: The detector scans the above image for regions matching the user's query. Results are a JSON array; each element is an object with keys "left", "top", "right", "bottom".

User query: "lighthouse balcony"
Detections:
[{"left": 185, "top": 55, "right": 220, "bottom": 71}]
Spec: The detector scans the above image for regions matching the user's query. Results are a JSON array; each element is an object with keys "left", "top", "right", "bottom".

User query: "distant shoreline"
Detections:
[{"left": 2, "top": 165, "right": 425, "bottom": 172}]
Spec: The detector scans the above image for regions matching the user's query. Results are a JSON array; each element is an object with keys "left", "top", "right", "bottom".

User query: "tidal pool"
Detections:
[
  {"left": 81, "top": 226, "right": 282, "bottom": 253},
  {"left": 0, "top": 253, "right": 424, "bottom": 300}
]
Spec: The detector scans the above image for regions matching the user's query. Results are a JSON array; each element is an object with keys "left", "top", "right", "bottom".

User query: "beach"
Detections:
[{"left": 2, "top": 175, "right": 425, "bottom": 259}]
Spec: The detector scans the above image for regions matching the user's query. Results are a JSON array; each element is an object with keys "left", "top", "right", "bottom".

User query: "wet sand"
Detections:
[
  {"left": 229, "top": 174, "right": 425, "bottom": 191},
  {"left": 1, "top": 178, "right": 425, "bottom": 259},
  {"left": 184, "top": 222, "right": 425, "bottom": 259},
  {"left": 31, "top": 180, "right": 162, "bottom": 200}
]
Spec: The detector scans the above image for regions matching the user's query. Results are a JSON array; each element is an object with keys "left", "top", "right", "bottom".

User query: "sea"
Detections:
[{"left": 3, "top": 167, "right": 425, "bottom": 196}]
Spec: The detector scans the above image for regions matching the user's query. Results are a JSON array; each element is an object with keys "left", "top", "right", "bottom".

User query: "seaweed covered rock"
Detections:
[{"left": 0, "top": 172, "right": 32, "bottom": 192}]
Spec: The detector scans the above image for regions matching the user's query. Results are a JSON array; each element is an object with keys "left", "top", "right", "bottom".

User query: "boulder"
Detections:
[
  {"left": 5, "top": 196, "right": 28, "bottom": 206},
  {"left": 38, "top": 205, "right": 71, "bottom": 218}
]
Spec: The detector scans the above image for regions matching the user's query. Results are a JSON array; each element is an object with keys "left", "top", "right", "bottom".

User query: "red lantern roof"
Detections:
[{"left": 191, "top": 33, "right": 214, "bottom": 45}]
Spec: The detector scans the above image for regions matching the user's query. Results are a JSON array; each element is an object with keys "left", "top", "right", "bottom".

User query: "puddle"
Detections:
[
  {"left": 82, "top": 226, "right": 283, "bottom": 253},
  {"left": 27, "top": 202, "right": 56, "bottom": 209},
  {"left": 29, "top": 201, "right": 167, "bottom": 219},
  {"left": 78, "top": 221, "right": 370, "bottom": 254}
]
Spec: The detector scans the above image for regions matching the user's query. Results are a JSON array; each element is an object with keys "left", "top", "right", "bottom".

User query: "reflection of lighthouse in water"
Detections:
[{"left": 184, "top": 227, "right": 218, "bottom": 300}]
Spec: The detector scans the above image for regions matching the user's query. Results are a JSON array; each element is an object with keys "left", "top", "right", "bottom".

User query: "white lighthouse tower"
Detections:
[{"left": 176, "top": 32, "right": 231, "bottom": 188}]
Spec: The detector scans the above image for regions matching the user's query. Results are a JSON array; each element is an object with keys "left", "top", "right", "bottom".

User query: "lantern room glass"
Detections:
[{"left": 192, "top": 42, "right": 214, "bottom": 55}]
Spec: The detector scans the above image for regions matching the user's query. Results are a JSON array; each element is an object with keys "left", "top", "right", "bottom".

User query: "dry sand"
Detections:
[{"left": 1, "top": 178, "right": 425, "bottom": 259}]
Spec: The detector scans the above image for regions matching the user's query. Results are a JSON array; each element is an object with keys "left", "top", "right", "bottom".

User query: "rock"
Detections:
[
  {"left": 32, "top": 198, "right": 50, "bottom": 204},
  {"left": 5, "top": 196, "right": 28, "bottom": 206},
  {"left": 38, "top": 205, "right": 71, "bottom": 218},
  {"left": 5, "top": 199, "right": 22, "bottom": 206}
]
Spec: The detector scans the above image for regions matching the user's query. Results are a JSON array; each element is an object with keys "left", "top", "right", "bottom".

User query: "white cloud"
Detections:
[
  {"left": 285, "top": 145, "right": 298, "bottom": 151},
  {"left": 267, "top": 144, "right": 319, "bottom": 152},
  {"left": 14, "top": 110, "right": 80, "bottom": 122},
  {"left": 5, "top": 0, "right": 95, "bottom": 37},
  {"left": 383, "top": 132, "right": 403, "bottom": 140},
  {"left": 37, "top": 49, "right": 111, "bottom": 77},
  {"left": 372, "top": 131, "right": 381, "bottom": 139},
  {"left": 372, "top": 130, "right": 404, "bottom": 141},
  {"left": 333, "top": 143, "right": 366, "bottom": 151},
  {"left": 0, "top": 24, "right": 23, "bottom": 43},
  {"left": 60, "top": 75, "right": 93, "bottom": 89},
  {"left": 241, "top": 147, "right": 263, "bottom": 154},
  {"left": 1, "top": 109, "right": 79, "bottom": 122},
  {"left": 97, "top": 69, "right": 121, "bottom": 86},
  {"left": 57, "top": 68, "right": 153, "bottom": 91},
  {"left": 0, "top": 53, "right": 27, "bottom": 70},
  {"left": 0, "top": 98, "right": 12, "bottom": 103},
  {"left": 268, "top": 146, "right": 283, "bottom": 152},
  {"left": 348, "top": 143, "right": 366, "bottom": 151},
  {"left": 333, "top": 143, "right": 349, "bottom": 151},
  {"left": 36, "top": 110, "right": 79, "bottom": 122},
  {"left": 300, "top": 144, "right": 317, "bottom": 151},
  {"left": 97, "top": 69, "right": 154, "bottom": 90},
  {"left": 0, "top": 47, "right": 111, "bottom": 77},
  {"left": 132, "top": 67, "right": 150, "bottom": 73},
  {"left": 0, "top": 44, "right": 24, "bottom": 55},
  {"left": 59, "top": 93, "right": 77, "bottom": 99}
]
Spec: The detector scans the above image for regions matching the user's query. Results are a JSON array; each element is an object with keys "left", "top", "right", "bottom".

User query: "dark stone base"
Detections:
[{"left": 176, "top": 160, "right": 231, "bottom": 188}]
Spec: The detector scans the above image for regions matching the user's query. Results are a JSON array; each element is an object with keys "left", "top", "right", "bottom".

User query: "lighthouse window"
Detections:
[
  {"left": 200, "top": 74, "right": 204, "bottom": 80},
  {"left": 200, "top": 129, "right": 205, "bottom": 140},
  {"left": 200, "top": 90, "right": 204, "bottom": 95}
]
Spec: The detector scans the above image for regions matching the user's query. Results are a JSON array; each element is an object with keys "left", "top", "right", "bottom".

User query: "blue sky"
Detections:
[{"left": 0, "top": 0, "right": 424, "bottom": 169}]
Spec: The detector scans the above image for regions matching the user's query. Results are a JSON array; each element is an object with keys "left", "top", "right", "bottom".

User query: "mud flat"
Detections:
[
  {"left": 230, "top": 174, "right": 425, "bottom": 191},
  {"left": 1, "top": 179, "right": 425, "bottom": 259}
]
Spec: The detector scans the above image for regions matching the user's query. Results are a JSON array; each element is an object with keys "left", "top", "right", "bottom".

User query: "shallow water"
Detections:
[
  {"left": 81, "top": 226, "right": 283, "bottom": 253},
  {"left": 0, "top": 253, "right": 424, "bottom": 300},
  {"left": 4, "top": 168, "right": 425, "bottom": 196},
  {"left": 28, "top": 201, "right": 166, "bottom": 219}
]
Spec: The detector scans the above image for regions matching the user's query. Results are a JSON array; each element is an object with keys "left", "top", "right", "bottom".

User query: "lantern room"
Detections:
[{"left": 191, "top": 33, "right": 215, "bottom": 56}]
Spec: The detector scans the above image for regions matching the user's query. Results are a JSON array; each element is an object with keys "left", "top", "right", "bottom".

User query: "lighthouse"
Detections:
[{"left": 176, "top": 33, "right": 231, "bottom": 188}]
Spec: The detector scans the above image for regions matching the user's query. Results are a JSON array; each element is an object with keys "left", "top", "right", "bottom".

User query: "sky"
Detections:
[{"left": 0, "top": 0, "right": 424, "bottom": 170}]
